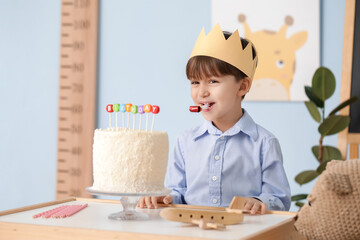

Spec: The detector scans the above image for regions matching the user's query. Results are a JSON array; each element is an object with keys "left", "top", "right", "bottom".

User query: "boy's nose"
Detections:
[{"left": 199, "top": 85, "right": 210, "bottom": 97}]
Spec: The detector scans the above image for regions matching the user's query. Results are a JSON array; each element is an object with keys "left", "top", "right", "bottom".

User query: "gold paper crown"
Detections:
[{"left": 189, "top": 24, "right": 258, "bottom": 79}]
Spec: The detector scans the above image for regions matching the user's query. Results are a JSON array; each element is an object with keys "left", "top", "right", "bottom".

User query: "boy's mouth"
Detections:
[{"left": 200, "top": 102, "right": 215, "bottom": 112}]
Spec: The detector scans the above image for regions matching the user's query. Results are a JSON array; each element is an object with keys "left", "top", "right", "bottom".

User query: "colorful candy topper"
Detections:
[
  {"left": 138, "top": 105, "right": 144, "bottom": 114},
  {"left": 152, "top": 105, "right": 160, "bottom": 114},
  {"left": 113, "top": 103, "right": 120, "bottom": 128},
  {"left": 151, "top": 105, "right": 160, "bottom": 131},
  {"left": 189, "top": 106, "right": 202, "bottom": 112},
  {"left": 106, "top": 104, "right": 113, "bottom": 128},
  {"left": 113, "top": 104, "right": 120, "bottom": 112},
  {"left": 120, "top": 104, "right": 126, "bottom": 112},
  {"left": 131, "top": 105, "right": 138, "bottom": 129},
  {"left": 131, "top": 105, "right": 138, "bottom": 113},
  {"left": 106, "top": 104, "right": 113, "bottom": 112},
  {"left": 144, "top": 104, "right": 152, "bottom": 113},
  {"left": 125, "top": 103, "right": 132, "bottom": 112}
]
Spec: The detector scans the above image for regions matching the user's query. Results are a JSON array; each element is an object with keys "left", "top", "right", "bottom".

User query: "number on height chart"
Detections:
[
  {"left": 72, "top": 83, "right": 83, "bottom": 93},
  {"left": 74, "top": 20, "right": 90, "bottom": 30},
  {"left": 73, "top": 41, "right": 84, "bottom": 51},
  {"left": 71, "top": 124, "right": 82, "bottom": 134},
  {"left": 70, "top": 188, "right": 81, "bottom": 196},
  {"left": 74, "top": 0, "right": 90, "bottom": 8},
  {"left": 72, "top": 63, "right": 84, "bottom": 72},
  {"left": 70, "top": 168, "right": 82, "bottom": 176},
  {"left": 71, "top": 147, "right": 82, "bottom": 155},
  {"left": 71, "top": 105, "right": 83, "bottom": 113}
]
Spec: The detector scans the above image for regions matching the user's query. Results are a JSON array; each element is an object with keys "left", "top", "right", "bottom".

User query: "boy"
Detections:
[{"left": 138, "top": 25, "right": 291, "bottom": 214}]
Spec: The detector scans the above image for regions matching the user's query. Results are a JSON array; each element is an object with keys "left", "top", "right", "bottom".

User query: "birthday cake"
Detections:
[{"left": 91, "top": 128, "right": 169, "bottom": 193}]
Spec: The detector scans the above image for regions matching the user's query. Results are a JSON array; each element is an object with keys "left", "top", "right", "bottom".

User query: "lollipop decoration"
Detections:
[
  {"left": 151, "top": 105, "right": 160, "bottom": 131},
  {"left": 143, "top": 104, "right": 152, "bottom": 131},
  {"left": 106, "top": 104, "right": 113, "bottom": 128},
  {"left": 131, "top": 105, "right": 138, "bottom": 130},
  {"left": 120, "top": 104, "right": 126, "bottom": 128},
  {"left": 138, "top": 105, "right": 144, "bottom": 130},
  {"left": 125, "top": 103, "right": 132, "bottom": 128},
  {"left": 113, "top": 103, "right": 120, "bottom": 128}
]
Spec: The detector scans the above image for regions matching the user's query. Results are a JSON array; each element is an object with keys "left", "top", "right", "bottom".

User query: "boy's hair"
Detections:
[{"left": 186, "top": 32, "right": 257, "bottom": 82}]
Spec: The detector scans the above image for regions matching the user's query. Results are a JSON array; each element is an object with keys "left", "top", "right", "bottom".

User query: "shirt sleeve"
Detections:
[
  {"left": 256, "top": 137, "right": 291, "bottom": 211},
  {"left": 165, "top": 135, "right": 187, "bottom": 204}
]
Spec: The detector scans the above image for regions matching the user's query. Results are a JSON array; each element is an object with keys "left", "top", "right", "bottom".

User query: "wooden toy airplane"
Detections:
[{"left": 159, "top": 196, "right": 251, "bottom": 230}]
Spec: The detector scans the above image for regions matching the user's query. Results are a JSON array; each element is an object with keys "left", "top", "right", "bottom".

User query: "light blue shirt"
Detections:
[{"left": 165, "top": 110, "right": 291, "bottom": 210}]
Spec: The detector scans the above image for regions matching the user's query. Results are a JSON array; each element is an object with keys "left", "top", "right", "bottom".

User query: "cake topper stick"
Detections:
[
  {"left": 151, "top": 105, "right": 160, "bottom": 131},
  {"left": 106, "top": 104, "right": 114, "bottom": 128},
  {"left": 120, "top": 104, "right": 126, "bottom": 128},
  {"left": 131, "top": 105, "right": 138, "bottom": 130},
  {"left": 138, "top": 105, "right": 144, "bottom": 130},
  {"left": 125, "top": 103, "right": 132, "bottom": 128},
  {"left": 113, "top": 103, "right": 120, "bottom": 128},
  {"left": 144, "top": 104, "right": 152, "bottom": 131}
]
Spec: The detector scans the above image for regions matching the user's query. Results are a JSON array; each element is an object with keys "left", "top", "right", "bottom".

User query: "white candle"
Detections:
[
  {"left": 139, "top": 115, "right": 142, "bottom": 130},
  {"left": 150, "top": 105, "right": 160, "bottom": 131}
]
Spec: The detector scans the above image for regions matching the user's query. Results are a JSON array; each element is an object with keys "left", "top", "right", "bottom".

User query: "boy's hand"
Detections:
[
  {"left": 137, "top": 195, "right": 173, "bottom": 209},
  {"left": 243, "top": 197, "right": 267, "bottom": 215}
]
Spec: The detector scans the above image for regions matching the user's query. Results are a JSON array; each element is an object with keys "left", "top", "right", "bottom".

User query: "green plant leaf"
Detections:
[
  {"left": 311, "top": 146, "right": 319, "bottom": 159},
  {"left": 318, "top": 115, "right": 350, "bottom": 136},
  {"left": 328, "top": 96, "right": 359, "bottom": 116},
  {"left": 305, "top": 101, "right": 321, "bottom": 122},
  {"left": 295, "top": 202, "right": 304, "bottom": 208},
  {"left": 312, "top": 67, "right": 336, "bottom": 101},
  {"left": 291, "top": 194, "right": 308, "bottom": 201},
  {"left": 311, "top": 145, "right": 342, "bottom": 162},
  {"left": 305, "top": 86, "right": 324, "bottom": 108},
  {"left": 295, "top": 170, "right": 319, "bottom": 185},
  {"left": 316, "top": 159, "right": 342, "bottom": 174}
]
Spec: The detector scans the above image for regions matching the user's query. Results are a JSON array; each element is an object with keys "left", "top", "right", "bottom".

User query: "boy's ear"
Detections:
[{"left": 238, "top": 77, "right": 252, "bottom": 97}]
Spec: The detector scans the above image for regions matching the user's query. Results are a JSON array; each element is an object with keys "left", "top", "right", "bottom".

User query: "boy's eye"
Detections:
[
  {"left": 209, "top": 80, "right": 219, "bottom": 84},
  {"left": 191, "top": 81, "right": 199, "bottom": 85}
]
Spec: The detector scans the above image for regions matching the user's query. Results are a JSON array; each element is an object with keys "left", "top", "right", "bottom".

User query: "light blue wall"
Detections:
[{"left": 0, "top": 0, "right": 345, "bottom": 211}]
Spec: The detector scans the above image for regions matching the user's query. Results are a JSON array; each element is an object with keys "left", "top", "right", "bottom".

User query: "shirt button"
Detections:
[
  {"left": 212, "top": 198, "right": 218, "bottom": 204},
  {"left": 220, "top": 136, "right": 225, "bottom": 140},
  {"left": 214, "top": 155, "right": 220, "bottom": 160},
  {"left": 212, "top": 176, "right": 217, "bottom": 181}
]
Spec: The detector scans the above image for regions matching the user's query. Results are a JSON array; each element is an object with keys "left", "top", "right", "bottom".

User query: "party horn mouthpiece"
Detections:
[{"left": 189, "top": 106, "right": 202, "bottom": 112}]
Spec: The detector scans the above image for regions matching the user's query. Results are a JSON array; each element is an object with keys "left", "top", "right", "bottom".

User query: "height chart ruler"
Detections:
[{"left": 56, "top": 0, "right": 98, "bottom": 199}]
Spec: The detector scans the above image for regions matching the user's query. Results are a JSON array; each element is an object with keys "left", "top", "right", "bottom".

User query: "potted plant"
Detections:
[{"left": 291, "top": 67, "right": 358, "bottom": 208}]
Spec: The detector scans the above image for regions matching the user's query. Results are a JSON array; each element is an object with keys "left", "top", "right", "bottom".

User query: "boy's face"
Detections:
[{"left": 190, "top": 75, "right": 250, "bottom": 131}]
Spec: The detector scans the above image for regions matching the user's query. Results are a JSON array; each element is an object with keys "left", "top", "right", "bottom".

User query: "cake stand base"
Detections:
[
  {"left": 86, "top": 186, "right": 171, "bottom": 221},
  {"left": 108, "top": 196, "right": 149, "bottom": 221},
  {"left": 108, "top": 211, "right": 149, "bottom": 221}
]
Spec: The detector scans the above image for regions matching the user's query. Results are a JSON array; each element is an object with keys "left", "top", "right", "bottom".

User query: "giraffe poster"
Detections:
[{"left": 211, "top": 0, "right": 320, "bottom": 101}]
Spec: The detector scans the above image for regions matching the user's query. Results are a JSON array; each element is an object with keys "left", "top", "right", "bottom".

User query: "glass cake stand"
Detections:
[{"left": 86, "top": 186, "right": 171, "bottom": 221}]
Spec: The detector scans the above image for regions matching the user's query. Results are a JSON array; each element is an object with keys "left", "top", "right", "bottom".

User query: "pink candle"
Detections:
[
  {"left": 32, "top": 205, "right": 67, "bottom": 218},
  {"left": 33, "top": 204, "right": 88, "bottom": 219},
  {"left": 66, "top": 204, "right": 88, "bottom": 217}
]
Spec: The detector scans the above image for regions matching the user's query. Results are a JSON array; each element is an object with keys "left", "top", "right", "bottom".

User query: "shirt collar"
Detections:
[{"left": 191, "top": 109, "right": 258, "bottom": 141}]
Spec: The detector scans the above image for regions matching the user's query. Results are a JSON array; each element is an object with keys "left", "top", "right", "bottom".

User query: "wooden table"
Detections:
[{"left": 0, "top": 198, "right": 305, "bottom": 240}]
